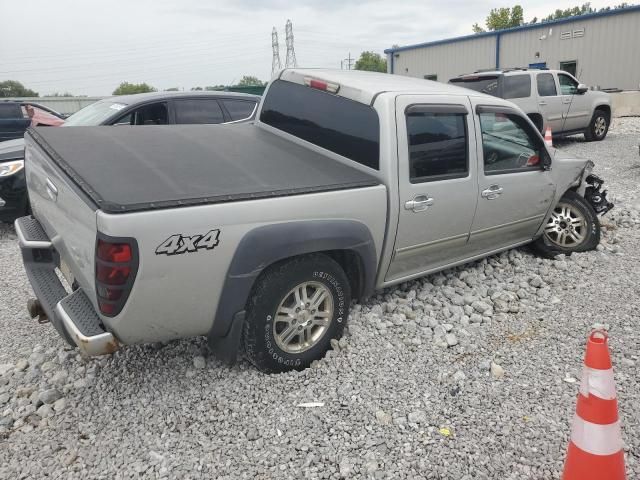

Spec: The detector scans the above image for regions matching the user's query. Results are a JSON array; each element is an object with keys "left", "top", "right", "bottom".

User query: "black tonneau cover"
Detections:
[{"left": 27, "top": 124, "right": 380, "bottom": 213}]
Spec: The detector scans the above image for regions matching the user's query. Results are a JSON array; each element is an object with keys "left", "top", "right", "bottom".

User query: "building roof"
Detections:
[
  {"left": 384, "top": 4, "right": 640, "bottom": 54},
  {"left": 279, "top": 68, "right": 494, "bottom": 105}
]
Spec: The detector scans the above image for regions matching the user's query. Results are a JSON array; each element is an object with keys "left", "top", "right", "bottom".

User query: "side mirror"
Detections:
[{"left": 576, "top": 84, "right": 588, "bottom": 94}]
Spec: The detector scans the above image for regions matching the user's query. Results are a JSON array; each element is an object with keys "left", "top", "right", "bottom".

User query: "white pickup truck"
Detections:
[{"left": 17, "top": 69, "right": 613, "bottom": 373}]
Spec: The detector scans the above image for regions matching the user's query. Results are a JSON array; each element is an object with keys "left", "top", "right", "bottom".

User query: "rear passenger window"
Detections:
[
  {"left": 221, "top": 99, "right": 256, "bottom": 121},
  {"left": 503, "top": 75, "right": 531, "bottom": 99},
  {"left": 260, "top": 80, "right": 380, "bottom": 169},
  {"left": 406, "top": 106, "right": 468, "bottom": 183},
  {"left": 537, "top": 73, "right": 557, "bottom": 97},
  {"left": 174, "top": 99, "right": 225, "bottom": 124},
  {"left": 479, "top": 111, "right": 546, "bottom": 174}
]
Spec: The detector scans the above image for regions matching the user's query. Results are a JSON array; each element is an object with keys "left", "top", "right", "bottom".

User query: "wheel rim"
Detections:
[
  {"left": 273, "top": 281, "right": 333, "bottom": 354},
  {"left": 594, "top": 116, "right": 606, "bottom": 137},
  {"left": 543, "top": 202, "right": 587, "bottom": 247}
]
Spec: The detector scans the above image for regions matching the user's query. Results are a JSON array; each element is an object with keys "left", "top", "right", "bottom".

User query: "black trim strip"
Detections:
[
  {"left": 476, "top": 104, "right": 518, "bottom": 115},
  {"left": 406, "top": 104, "right": 468, "bottom": 115}
]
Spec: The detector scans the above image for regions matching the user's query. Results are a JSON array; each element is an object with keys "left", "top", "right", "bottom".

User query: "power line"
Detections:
[
  {"left": 285, "top": 20, "right": 298, "bottom": 68},
  {"left": 341, "top": 53, "right": 354, "bottom": 70},
  {"left": 271, "top": 27, "right": 281, "bottom": 76}
]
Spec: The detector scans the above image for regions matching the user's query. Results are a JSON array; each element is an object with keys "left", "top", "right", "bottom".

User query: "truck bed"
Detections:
[{"left": 26, "top": 124, "right": 380, "bottom": 213}]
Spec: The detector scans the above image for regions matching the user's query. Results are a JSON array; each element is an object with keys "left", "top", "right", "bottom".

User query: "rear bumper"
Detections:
[{"left": 15, "top": 215, "right": 119, "bottom": 356}]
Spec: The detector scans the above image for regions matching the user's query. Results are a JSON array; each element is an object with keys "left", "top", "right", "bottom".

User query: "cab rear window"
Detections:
[{"left": 260, "top": 79, "right": 380, "bottom": 170}]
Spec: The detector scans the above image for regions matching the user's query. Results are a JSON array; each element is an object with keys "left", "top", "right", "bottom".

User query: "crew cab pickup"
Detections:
[{"left": 17, "top": 69, "right": 613, "bottom": 373}]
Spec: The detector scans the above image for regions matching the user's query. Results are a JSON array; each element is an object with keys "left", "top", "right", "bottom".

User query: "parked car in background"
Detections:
[
  {"left": 449, "top": 68, "right": 612, "bottom": 141},
  {"left": 22, "top": 102, "right": 67, "bottom": 126},
  {"left": 0, "top": 102, "right": 31, "bottom": 142},
  {"left": 0, "top": 91, "right": 260, "bottom": 222},
  {"left": 0, "top": 101, "right": 66, "bottom": 143},
  {"left": 16, "top": 69, "right": 613, "bottom": 373}
]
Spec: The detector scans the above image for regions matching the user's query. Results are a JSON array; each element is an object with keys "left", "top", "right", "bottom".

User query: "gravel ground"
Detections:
[{"left": 1, "top": 118, "right": 639, "bottom": 479}]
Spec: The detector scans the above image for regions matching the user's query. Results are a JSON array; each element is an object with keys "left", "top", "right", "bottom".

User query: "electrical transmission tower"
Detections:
[
  {"left": 285, "top": 19, "right": 297, "bottom": 68},
  {"left": 271, "top": 27, "right": 282, "bottom": 75}
]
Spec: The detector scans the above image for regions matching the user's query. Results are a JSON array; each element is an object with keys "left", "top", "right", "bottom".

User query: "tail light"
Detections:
[{"left": 95, "top": 234, "right": 138, "bottom": 316}]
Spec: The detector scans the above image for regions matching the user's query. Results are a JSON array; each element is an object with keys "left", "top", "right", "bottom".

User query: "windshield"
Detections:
[
  {"left": 63, "top": 100, "right": 128, "bottom": 126},
  {"left": 449, "top": 76, "right": 500, "bottom": 96}
]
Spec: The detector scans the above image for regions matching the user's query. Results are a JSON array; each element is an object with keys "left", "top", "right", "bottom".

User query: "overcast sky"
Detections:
[{"left": 0, "top": 0, "right": 625, "bottom": 96}]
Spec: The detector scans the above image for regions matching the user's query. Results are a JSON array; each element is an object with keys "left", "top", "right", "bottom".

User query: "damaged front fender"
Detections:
[{"left": 571, "top": 161, "right": 614, "bottom": 215}]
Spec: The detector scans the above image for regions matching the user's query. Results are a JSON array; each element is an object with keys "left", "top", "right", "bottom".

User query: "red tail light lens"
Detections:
[
  {"left": 95, "top": 235, "right": 138, "bottom": 317},
  {"left": 97, "top": 240, "right": 132, "bottom": 263},
  {"left": 97, "top": 264, "right": 131, "bottom": 285},
  {"left": 97, "top": 285, "right": 123, "bottom": 301}
]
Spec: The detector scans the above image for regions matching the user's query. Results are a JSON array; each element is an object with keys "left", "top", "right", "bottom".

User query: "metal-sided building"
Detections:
[{"left": 385, "top": 5, "right": 640, "bottom": 91}]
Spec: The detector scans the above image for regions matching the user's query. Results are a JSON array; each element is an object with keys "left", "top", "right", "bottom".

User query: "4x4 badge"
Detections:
[{"left": 155, "top": 229, "right": 220, "bottom": 256}]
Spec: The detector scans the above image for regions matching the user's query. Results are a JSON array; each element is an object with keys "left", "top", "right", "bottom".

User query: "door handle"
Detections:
[
  {"left": 481, "top": 185, "right": 503, "bottom": 200},
  {"left": 538, "top": 101, "right": 547, "bottom": 106},
  {"left": 45, "top": 178, "right": 58, "bottom": 202},
  {"left": 563, "top": 98, "right": 572, "bottom": 104},
  {"left": 405, "top": 195, "right": 434, "bottom": 212}
]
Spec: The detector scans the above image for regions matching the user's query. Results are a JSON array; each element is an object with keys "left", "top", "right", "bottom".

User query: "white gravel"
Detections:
[{"left": 1, "top": 118, "right": 639, "bottom": 479}]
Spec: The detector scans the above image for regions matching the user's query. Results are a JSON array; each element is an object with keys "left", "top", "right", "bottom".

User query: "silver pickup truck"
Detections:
[{"left": 16, "top": 69, "right": 613, "bottom": 373}]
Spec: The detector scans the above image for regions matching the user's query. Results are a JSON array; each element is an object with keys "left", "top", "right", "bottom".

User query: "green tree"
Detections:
[
  {"left": 473, "top": 5, "right": 524, "bottom": 32},
  {"left": 112, "top": 82, "right": 156, "bottom": 95},
  {"left": 0, "top": 80, "right": 39, "bottom": 97},
  {"left": 473, "top": 3, "right": 630, "bottom": 31},
  {"left": 191, "top": 86, "right": 203, "bottom": 91},
  {"left": 204, "top": 85, "right": 226, "bottom": 91},
  {"left": 48, "top": 92, "right": 75, "bottom": 97},
  {"left": 354, "top": 51, "right": 387, "bottom": 72},
  {"left": 237, "top": 76, "right": 266, "bottom": 87}
]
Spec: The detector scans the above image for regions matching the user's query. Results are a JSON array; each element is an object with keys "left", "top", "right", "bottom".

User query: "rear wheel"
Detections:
[
  {"left": 584, "top": 109, "right": 609, "bottom": 142},
  {"left": 534, "top": 191, "right": 600, "bottom": 256},
  {"left": 243, "top": 254, "right": 351, "bottom": 373}
]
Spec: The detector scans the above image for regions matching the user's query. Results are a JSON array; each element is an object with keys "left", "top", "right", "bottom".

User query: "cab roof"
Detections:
[{"left": 277, "top": 68, "right": 492, "bottom": 105}]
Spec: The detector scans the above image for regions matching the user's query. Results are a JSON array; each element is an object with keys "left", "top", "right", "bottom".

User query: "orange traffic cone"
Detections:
[
  {"left": 544, "top": 126, "right": 553, "bottom": 147},
  {"left": 562, "top": 330, "right": 626, "bottom": 480}
]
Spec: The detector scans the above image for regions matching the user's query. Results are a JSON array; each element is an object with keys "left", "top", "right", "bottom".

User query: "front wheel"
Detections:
[
  {"left": 533, "top": 190, "right": 600, "bottom": 256},
  {"left": 243, "top": 254, "right": 351, "bottom": 373},
  {"left": 584, "top": 109, "right": 609, "bottom": 142}
]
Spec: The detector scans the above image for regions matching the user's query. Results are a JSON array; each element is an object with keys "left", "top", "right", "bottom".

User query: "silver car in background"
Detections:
[{"left": 450, "top": 68, "right": 612, "bottom": 141}]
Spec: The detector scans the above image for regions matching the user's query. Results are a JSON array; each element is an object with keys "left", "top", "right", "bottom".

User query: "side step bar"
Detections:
[{"left": 15, "top": 215, "right": 52, "bottom": 249}]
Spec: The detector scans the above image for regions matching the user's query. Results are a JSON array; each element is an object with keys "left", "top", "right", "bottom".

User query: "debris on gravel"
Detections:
[{"left": 0, "top": 118, "right": 639, "bottom": 478}]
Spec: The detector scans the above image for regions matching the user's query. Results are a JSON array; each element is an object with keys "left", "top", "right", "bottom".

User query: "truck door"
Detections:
[
  {"left": 386, "top": 95, "right": 479, "bottom": 283},
  {"left": 557, "top": 72, "right": 591, "bottom": 131},
  {"left": 535, "top": 72, "right": 565, "bottom": 132},
  {"left": 467, "top": 101, "right": 556, "bottom": 254}
]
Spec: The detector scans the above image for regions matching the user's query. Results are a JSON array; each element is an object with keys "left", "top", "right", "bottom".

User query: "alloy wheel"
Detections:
[
  {"left": 543, "top": 202, "right": 587, "bottom": 247},
  {"left": 273, "top": 282, "right": 333, "bottom": 354}
]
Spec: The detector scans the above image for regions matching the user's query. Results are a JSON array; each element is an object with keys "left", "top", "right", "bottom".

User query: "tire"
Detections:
[
  {"left": 243, "top": 254, "right": 351, "bottom": 373},
  {"left": 533, "top": 190, "right": 600, "bottom": 257},
  {"left": 584, "top": 109, "right": 609, "bottom": 142}
]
